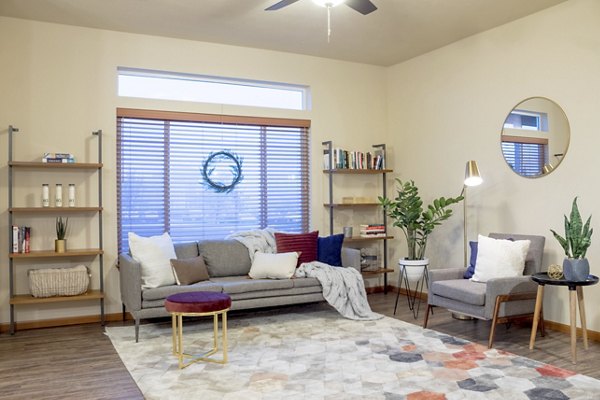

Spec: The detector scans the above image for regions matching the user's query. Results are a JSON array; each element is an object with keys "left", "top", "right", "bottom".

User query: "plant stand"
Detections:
[{"left": 394, "top": 259, "right": 429, "bottom": 319}]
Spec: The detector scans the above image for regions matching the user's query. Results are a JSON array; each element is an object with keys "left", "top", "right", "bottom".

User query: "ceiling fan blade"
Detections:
[
  {"left": 345, "top": 0, "right": 377, "bottom": 15},
  {"left": 265, "top": 0, "right": 302, "bottom": 11}
]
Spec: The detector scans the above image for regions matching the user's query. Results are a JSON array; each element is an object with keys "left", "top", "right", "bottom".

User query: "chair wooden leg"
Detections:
[
  {"left": 423, "top": 304, "right": 432, "bottom": 328},
  {"left": 488, "top": 296, "right": 502, "bottom": 349}
]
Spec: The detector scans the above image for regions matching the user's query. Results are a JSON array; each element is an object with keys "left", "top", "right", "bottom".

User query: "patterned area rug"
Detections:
[{"left": 105, "top": 310, "right": 600, "bottom": 399}]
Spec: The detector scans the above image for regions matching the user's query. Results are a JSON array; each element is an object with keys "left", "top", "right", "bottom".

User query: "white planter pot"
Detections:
[{"left": 399, "top": 258, "right": 429, "bottom": 282}]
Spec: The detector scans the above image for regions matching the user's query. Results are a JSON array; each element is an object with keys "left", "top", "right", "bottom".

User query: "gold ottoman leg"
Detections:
[{"left": 222, "top": 311, "right": 228, "bottom": 364}]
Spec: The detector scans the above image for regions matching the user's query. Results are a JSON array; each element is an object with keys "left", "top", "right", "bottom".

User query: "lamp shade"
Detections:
[{"left": 464, "top": 160, "right": 483, "bottom": 187}]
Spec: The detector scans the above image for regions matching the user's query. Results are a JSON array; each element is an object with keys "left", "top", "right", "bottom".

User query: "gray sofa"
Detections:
[{"left": 120, "top": 239, "right": 360, "bottom": 341}]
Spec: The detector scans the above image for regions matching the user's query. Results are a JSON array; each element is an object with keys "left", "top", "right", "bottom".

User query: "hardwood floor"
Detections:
[{"left": 1, "top": 292, "right": 599, "bottom": 399}]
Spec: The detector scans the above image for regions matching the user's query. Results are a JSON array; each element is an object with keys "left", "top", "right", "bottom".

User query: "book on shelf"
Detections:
[
  {"left": 328, "top": 147, "right": 385, "bottom": 170},
  {"left": 42, "top": 152, "right": 75, "bottom": 163},
  {"left": 42, "top": 157, "right": 75, "bottom": 163},
  {"left": 359, "top": 224, "right": 386, "bottom": 237},
  {"left": 12, "top": 225, "right": 31, "bottom": 253}
]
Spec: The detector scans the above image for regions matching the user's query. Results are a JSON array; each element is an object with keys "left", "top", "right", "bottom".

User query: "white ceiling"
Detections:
[{"left": 0, "top": 0, "right": 568, "bottom": 66}]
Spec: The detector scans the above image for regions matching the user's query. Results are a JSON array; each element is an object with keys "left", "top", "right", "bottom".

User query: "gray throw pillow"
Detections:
[{"left": 170, "top": 256, "right": 210, "bottom": 285}]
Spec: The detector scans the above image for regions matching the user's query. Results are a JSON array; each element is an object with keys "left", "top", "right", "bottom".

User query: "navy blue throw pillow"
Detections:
[
  {"left": 317, "top": 234, "right": 344, "bottom": 267},
  {"left": 463, "top": 241, "right": 478, "bottom": 279}
]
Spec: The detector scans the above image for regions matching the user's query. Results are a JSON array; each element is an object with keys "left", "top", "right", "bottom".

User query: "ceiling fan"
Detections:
[{"left": 265, "top": 0, "right": 377, "bottom": 16}]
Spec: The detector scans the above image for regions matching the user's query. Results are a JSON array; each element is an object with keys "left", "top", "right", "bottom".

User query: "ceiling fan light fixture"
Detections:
[{"left": 312, "top": 0, "right": 346, "bottom": 8}]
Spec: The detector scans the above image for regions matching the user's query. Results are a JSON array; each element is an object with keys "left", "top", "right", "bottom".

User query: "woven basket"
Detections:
[{"left": 28, "top": 265, "right": 90, "bottom": 298}]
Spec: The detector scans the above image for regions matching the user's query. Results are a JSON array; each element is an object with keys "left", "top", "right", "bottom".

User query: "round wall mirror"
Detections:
[{"left": 501, "top": 97, "right": 570, "bottom": 178}]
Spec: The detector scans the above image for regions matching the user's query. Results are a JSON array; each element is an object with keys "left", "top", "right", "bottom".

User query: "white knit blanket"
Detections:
[
  {"left": 295, "top": 262, "right": 383, "bottom": 321},
  {"left": 226, "top": 228, "right": 277, "bottom": 262}
]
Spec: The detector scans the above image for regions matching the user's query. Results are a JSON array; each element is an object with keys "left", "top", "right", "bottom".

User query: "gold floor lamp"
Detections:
[
  {"left": 462, "top": 160, "right": 483, "bottom": 268},
  {"left": 452, "top": 160, "right": 483, "bottom": 321}
]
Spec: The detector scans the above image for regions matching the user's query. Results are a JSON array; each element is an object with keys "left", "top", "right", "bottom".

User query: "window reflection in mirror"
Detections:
[{"left": 501, "top": 97, "right": 569, "bottom": 178}]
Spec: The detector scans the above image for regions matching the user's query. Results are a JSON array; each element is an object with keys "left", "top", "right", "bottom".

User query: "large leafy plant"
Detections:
[
  {"left": 379, "top": 179, "right": 463, "bottom": 260},
  {"left": 550, "top": 197, "right": 593, "bottom": 259}
]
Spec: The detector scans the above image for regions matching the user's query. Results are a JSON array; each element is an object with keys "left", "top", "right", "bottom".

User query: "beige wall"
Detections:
[
  {"left": 386, "top": 0, "right": 600, "bottom": 329},
  {"left": 0, "top": 16, "right": 388, "bottom": 324}
]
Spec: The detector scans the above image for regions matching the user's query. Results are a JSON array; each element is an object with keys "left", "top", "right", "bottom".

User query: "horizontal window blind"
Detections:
[
  {"left": 501, "top": 141, "right": 547, "bottom": 177},
  {"left": 117, "top": 109, "right": 310, "bottom": 253}
]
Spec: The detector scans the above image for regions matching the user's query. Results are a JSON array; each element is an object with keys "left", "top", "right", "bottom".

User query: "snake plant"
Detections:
[
  {"left": 550, "top": 197, "right": 593, "bottom": 259},
  {"left": 56, "top": 216, "right": 69, "bottom": 240}
]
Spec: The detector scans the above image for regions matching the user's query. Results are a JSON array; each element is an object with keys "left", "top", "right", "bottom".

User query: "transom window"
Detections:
[
  {"left": 117, "top": 67, "right": 311, "bottom": 111},
  {"left": 117, "top": 108, "right": 310, "bottom": 252}
]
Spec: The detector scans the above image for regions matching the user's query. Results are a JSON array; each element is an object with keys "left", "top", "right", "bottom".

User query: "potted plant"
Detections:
[
  {"left": 550, "top": 197, "right": 593, "bottom": 281},
  {"left": 55, "top": 216, "right": 68, "bottom": 253},
  {"left": 379, "top": 179, "right": 463, "bottom": 281}
]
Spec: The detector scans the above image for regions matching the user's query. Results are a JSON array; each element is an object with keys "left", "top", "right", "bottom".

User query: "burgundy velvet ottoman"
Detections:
[{"left": 165, "top": 291, "right": 232, "bottom": 368}]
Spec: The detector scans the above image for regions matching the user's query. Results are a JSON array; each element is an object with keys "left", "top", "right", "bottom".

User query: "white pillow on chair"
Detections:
[
  {"left": 128, "top": 232, "right": 177, "bottom": 289},
  {"left": 471, "top": 234, "right": 531, "bottom": 282}
]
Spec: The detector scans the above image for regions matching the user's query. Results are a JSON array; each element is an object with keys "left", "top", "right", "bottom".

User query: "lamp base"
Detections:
[{"left": 451, "top": 312, "right": 474, "bottom": 320}]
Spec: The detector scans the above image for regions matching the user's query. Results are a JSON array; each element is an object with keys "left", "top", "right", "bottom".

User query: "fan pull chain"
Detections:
[{"left": 327, "top": 5, "right": 332, "bottom": 42}]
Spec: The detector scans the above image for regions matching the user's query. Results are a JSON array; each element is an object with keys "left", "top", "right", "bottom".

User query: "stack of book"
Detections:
[
  {"left": 12, "top": 225, "right": 31, "bottom": 253},
  {"left": 324, "top": 148, "right": 385, "bottom": 170},
  {"left": 359, "top": 224, "right": 386, "bottom": 238},
  {"left": 42, "top": 152, "right": 75, "bottom": 163}
]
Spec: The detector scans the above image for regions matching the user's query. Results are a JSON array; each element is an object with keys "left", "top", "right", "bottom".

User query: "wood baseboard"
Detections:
[
  {"left": 0, "top": 312, "right": 131, "bottom": 334},
  {"left": 3, "top": 294, "right": 599, "bottom": 344}
]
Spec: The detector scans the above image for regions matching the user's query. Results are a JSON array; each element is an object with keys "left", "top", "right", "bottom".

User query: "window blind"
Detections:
[
  {"left": 501, "top": 141, "right": 547, "bottom": 177},
  {"left": 117, "top": 109, "right": 310, "bottom": 253}
]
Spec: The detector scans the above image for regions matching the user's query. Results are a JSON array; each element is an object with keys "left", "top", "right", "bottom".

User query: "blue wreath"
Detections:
[{"left": 201, "top": 150, "right": 243, "bottom": 193}]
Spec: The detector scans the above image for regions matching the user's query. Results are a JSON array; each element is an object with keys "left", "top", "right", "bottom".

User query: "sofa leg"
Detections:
[
  {"left": 135, "top": 317, "right": 140, "bottom": 343},
  {"left": 489, "top": 296, "right": 503, "bottom": 349},
  {"left": 540, "top": 309, "right": 546, "bottom": 337},
  {"left": 122, "top": 303, "right": 126, "bottom": 322},
  {"left": 423, "top": 304, "right": 432, "bottom": 328}
]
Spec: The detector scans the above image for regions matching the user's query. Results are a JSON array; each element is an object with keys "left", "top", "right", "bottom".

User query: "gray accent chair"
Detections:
[{"left": 423, "top": 233, "right": 546, "bottom": 348}]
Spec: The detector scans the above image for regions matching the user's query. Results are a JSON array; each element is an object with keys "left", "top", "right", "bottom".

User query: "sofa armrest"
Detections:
[
  {"left": 119, "top": 253, "right": 142, "bottom": 313},
  {"left": 341, "top": 247, "right": 361, "bottom": 271},
  {"left": 428, "top": 267, "right": 465, "bottom": 283},
  {"left": 483, "top": 275, "right": 538, "bottom": 318}
]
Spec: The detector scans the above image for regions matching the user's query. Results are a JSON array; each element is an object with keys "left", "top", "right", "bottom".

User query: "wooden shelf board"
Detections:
[
  {"left": 9, "top": 161, "right": 102, "bottom": 170},
  {"left": 323, "top": 169, "right": 393, "bottom": 174},
  {"left": 344, "top": 236, "right": 394, "bottom": 242},
  {"left": 10, "top": 290, "right": 104, "bottom": 305},
  {"left": 9, "top": 249, "right": 103, "bottom": 259},
  {"left": 361, "top": 268, "right": 395, "bottom": 277},
  {"left": 324, "top": 203, "right": 380, "bottom": 208},
  {"left": 10, "top": 207, "right": 102, "bottom": 213}
]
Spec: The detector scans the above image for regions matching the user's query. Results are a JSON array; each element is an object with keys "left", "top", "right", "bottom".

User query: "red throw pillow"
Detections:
[{"left": 275, "top": 231, "right": 318, "bottom": 266}]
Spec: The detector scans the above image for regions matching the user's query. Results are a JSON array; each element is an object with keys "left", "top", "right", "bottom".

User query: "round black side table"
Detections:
[{"left": 529, "top": 272, "right": 599, "bottom": 364}]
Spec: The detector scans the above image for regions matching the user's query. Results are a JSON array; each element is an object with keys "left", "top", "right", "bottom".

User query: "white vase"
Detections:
[{"left": 399, "top": 258, "right": 429, "bottom": 282}]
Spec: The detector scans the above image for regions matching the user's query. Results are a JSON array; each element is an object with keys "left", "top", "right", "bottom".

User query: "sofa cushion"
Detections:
[
  {"left": 317, "top": 234, "right": 344, "bottom": 267},
  {"left": 275, "top": 231, "right": 318, "bottom": 266},
  {"left": 174, "top": 242, "right": 200, "bottom": 259},
  {"left": 170, "top": 256, "right": 210, "bottom": 285},
  {"left": 430, "top": 279, "right": 486, "bottom": 306},
  {"left": 198, "top": 240, "right": 252, "bottom": 277},
  {"left": 210, "top": 276, "right": 294, "bottom": 294},
  {"left": 229, "top": 285, "right": 323, "bottom": 301},
  {"left": 291, "top": 277, "right": 322, "bottom": 289},
  {"left": 142, "top": 280, "right": 223, "bottom": 301},
  {"left": 248, "top": 251, "right": 299, "bottom": 279},
  {"left": 128, "top": 232, "right": 177, "bottom": 289}
]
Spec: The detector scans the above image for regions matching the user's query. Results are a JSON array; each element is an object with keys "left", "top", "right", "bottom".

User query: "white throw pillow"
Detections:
[
  {"left": 249, "top": 251, "right": 299, "bottom": 279},
  {"left": 471, "top": 234, "right": 531, "bottom": 283},
  {"left": 128, "top": 232, "right": 177, "bottom": 289}
]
